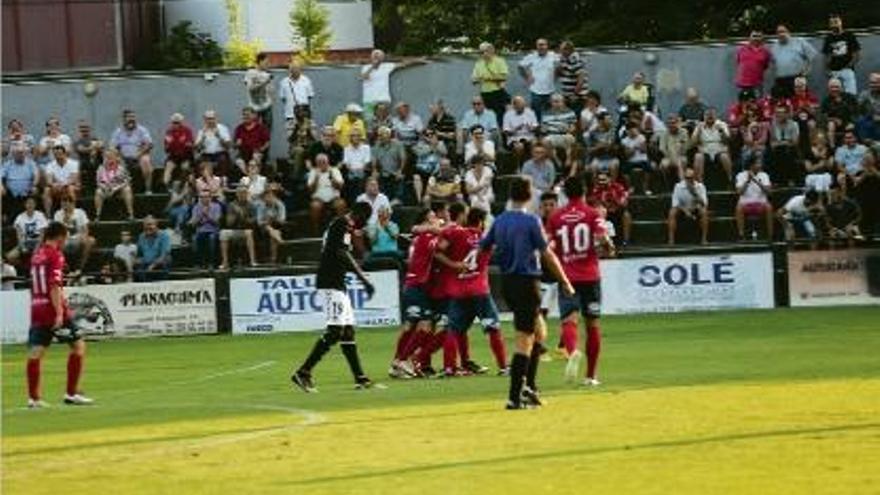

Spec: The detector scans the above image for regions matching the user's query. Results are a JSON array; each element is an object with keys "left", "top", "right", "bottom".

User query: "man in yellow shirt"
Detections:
[
  {"left": 472, "top": 42, "right": 510, "bottom": 129},
  {"left": 333, "top": 103, "right": 367, "bottom": 147}
]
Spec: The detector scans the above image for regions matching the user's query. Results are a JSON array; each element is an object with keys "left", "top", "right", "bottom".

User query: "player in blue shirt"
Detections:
[{"left": 481, "top": 176, "right": 573, "bottom": 409}]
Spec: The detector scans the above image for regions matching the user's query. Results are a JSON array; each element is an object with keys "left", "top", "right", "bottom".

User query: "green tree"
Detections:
[
  {"left": 223, "top": 0, "right": 262, "bottom": 68},
  {"left": 290, "top": 0, "right": 332, "bottom": 64},
  {"left": 136, "top": 21, "right": 224, "bottom": 70}
]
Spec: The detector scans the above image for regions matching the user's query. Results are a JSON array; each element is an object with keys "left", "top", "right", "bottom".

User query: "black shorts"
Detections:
[
  {"left": 558, "top": 281, "right": 601, "bottom": 319},
  {"left": 501, "top": 274, "right": 541, "bottom": 334},
  {"left": 28, "top": 324, "right": 82, "bottom": 347}
]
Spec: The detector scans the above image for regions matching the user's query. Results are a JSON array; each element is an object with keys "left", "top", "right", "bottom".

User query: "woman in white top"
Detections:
[
  {"left": 240, "top": 160, "right": 267, "bottom": 201},
  {"left": 464, "top": 125, "right": 496, "bottom": 170},
  {"left": 464, "top": 154, "right": 495, "bottom": 212}
]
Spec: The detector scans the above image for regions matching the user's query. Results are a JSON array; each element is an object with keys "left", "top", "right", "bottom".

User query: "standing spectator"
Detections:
[
  {"left": 162, "top": 113, "right": 194, "bottom": 187},
  {"left": 769, "top": 24, "right": 818, "bottom": 98},
  {"left": 804, "top": 133, "right": 834, "bottom": 195},
  {"left": 367, "top": 102, "right": 394, "bottom": 144},
  {"left": 464, "top": 125, "right": 497, "bottom": 171},
  {"left": 1, "top": 142, "right": 39, "bottom": 219},
  {"left": 135, "top": 216, "right": 172, "bottom": 281},
  {"left": 589, "top": 172, "right": 632, "bottom": 245},
  {"left": 734, "top": 155, "right": 774, "bottom": 241},
  {"left": 620, "top": 123, "right": 654, "bottom": 194},
  {"left": 370, "top": 126, "right": 406, "bottom": 203},
  {"left": 464, "top": 154, "right": 495, "bottom": 212},
  {"left": 778, "top": 189, "right": 823, "bottom": 241},
  {"left": 42, "top": 145, "right": 80, "bottom": 216},
  {"left": 655, "top": 114, "right": 689, "bottom": 183},
  {"left": 678, "top": 88, "right": 708, "bottom": 131},
  {"left": 391, "top": 102, "right": 424, "bottom": 149},
  {"left": 825, "top": 184, "right": 864, "bottom": 243},
  {"left": 73, "top": 120, "right": 103, "bottom": 194},
  {"left": 540, "top": 93, "right": 578, "bottom": 167},
  {"left": 557, "top": 41, "right": 587, "bottom": 114},
  {"left": 256, "top": 188, "right": 286, "bottom": 264},
  {"left": 219, "top": 186, "right": 258, "bottom": 270},
  {"left": 412, "top": 130, "right": 448, "bottom": 202},
  {"left": 6, "top": 197, "right": 48, "bottom": 265},
  {"left": 195, "top": 110, "right": 233, "bottom": 177},
  {"left": 3, "top": 119, "right": 35, "bottom": 158},
  {"left": 822, "top": 13, "right": 861, "bottom": 95},
  {"left": 54, "top": 196, "right": 95, "bottom": 276},
  {"left": 360, "top": 49, "right": 397, "bottom": 119},
  {"left": 586, "top": 111, "right": 620, "bottom": 180},
  {"left": 518, "top": 38, "right": 560, "bottom": 122},
  {"left": 356, "top": 177, "right": 391, "bottom": 226},
  {"left": 306, "top": 126, "right": 344, "bottom": 170},
  {"left": 854, "top": 148, "right": 880, "bottom": 236},
  {"left": 521, "top": 144, "right": 557, "bottom": 207},
  {"left": 472, "top": 42, "right": 509, "bottom": 129},
  {"left": 234, "top": 106, "right": 270, "bottom": 178},
  {"left": 194, "top": 161, "right": 225, "bottom": 202},
  {"left": 424, "top": 158, "right": 462, "bottom": 205},
  {"left": 834, "top": 129, "right": 867, "bottom": 186},
  {"left": 365, "top": 206, "right": 402, "bottom": 263},
  {"left": 821, "top": 78, "right": 860, "bottom": 148},
  {"left": 189, "top": 191, "right": 222, "bottom": 269},
  {"left": 94, "top": 149, "right": 134, "bottom": 221},
  {"left": 458, "top": 96, "right": 499, "bottom": 152},
  {"left": 332, "top": 104, "right": 366, "bottom": 148},
  {"left": 502, "top": 96, "right": 538, "bottom": 167},
  {"left": 691, "top": 108, "right": 733, "bottom": 186},
  {"left": 166, "top": 180, "right": 193, "bottom": 235},
  {"left": 113, "top": 230, "right": 138, "bottom": 281},
  {"left": 618, "top": 72, "right": 652, "bottom": 108},
  {"left": 735, "top": 31, "right": 772, "bottom": 95},
  {"left": 579, "top": 90, "right": 608, "bottom": 141},
  {"left": 278, "top": 62, "right": 314, "bottom": 121},
  {"left": 342, "top": 130, "right": 371, "bottom": 204},
  {"left": 668, "top": 169, "right": 710, "bottom": 245},
  {"left": 243, "top": 53, "right": 274, "bottom": 132},
  {"left": 768, "top": 105, "right": 801, "bottom": 186},
  {"left": 286, "top": 105, "right": 317, "bottom": 179},
  {"left": 307, "top": 153, "right": 345, "bottom": 232},
  {"left": 426, "top": 100, "right": 457, "bottom": 152},
  {"left": 240, "top": 160, "right": 268, "bottom": 202},
  {"left": 36, "top": 117, "right": 72, "bottom": 166},
  {"left": 110, "top": 109, "right": 154, "bottom": 194}
]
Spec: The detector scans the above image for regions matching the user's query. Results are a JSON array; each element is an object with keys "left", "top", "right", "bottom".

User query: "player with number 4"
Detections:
[{"left": 547, "top": 177, "right": 615, "bottom": 386}]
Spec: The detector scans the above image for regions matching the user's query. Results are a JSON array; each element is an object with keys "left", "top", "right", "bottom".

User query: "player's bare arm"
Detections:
[{"left": 541, "top": 248, "right": 574, "bottom": 296}]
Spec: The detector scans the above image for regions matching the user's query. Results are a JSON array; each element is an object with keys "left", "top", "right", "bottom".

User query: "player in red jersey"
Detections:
[
  {"left": 438, "top": 207, "right": 508, "bottom": 376},
  {"left": 26, "top": 221, "right": 94, "bottom": 408},
  {"left": 547, "top": 177, "right": 615, "bottom": 386}
]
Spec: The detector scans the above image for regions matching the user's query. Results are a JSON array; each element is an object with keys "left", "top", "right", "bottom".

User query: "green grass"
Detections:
[{"left": 3, "top": 306, "right": 880, "bottom": 494}]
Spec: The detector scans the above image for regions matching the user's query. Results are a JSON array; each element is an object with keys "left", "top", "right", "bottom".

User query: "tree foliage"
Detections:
[
  {"left": 223, "top": 0, "right": 262, "bottom": 68},
  {"left": 290, "top": 0, "right": 332, "bottom": 64},
  {"left": 136, "top": 21, "right": 224, "bottom": 70}
]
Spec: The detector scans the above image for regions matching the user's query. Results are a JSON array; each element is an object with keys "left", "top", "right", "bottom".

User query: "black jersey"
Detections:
[{"left": 316, "top": 215, "right": 353, "bottom": 290}]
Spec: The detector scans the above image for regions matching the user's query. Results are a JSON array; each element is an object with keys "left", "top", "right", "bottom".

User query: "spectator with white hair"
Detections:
[
  {"left": 307, "top": 153, "right": 345, "bottom": 232},
  {"left": 856, "top": 72, "right": 880, "bottom": 144},
  {"left": 518, "top": 38, "right": 560, "bottom": 122},
  {"left": 163, "top": 113, "right": 194, "bottom": 187},
  {"left": 361, "top": 49, "right": 396, "bottom": 119},
  {"left": 342, "top": 130, "right": 371, "bottom": 204},
  {"left": 472, "top": 42, "right": 510, "bottom": 129},
  {"left": 110, "top": 109, "right": 154, "bottom": 194},
  {"left": 691, "top": 107, "right": 733, "bottom": 186},
  {"left": 821, "top": 78, "right": 859, "bottom": 148},
  {"left": 502, "top": 96, "right": 538, "bottom": 168},
  {"left": 370, "top": 126, "right": 406, "bottom": 202},
  {"left": 94, "top": 149, "right": 135, "bottom": 221},
  {"left": 391, "top": 102, "right": 424, "bottom": 149},
  {"left": 279, "top": 62, "right": 314, "bottom": 121},
  {"left": 769, "top": 24, "right": 818, "bottom": 98},
  {"left": 307, "top": 126, "right": 344, "bottom": 170},
  {"left": 194, "top": 110, "right": 232, "bottom": 177},
  {"left": 618, "top": 72, "right": 651, "bottom": 108},
  {"left": 823, "top": 13, "right": 861, "bottom": 95},
  {"left": 356, "top": 177, "right": 391, "bottom": 225},
  {"left": 678, "top": 88, "right": 707, "bottom": 131},
  {"left": 243, "top": 53, "right": 274, "bottom": 132}
]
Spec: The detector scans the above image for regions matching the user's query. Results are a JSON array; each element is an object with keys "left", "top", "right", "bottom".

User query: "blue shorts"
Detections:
[
  {"left": 448, "top": 295, "right": 500, "bottom": 334},
  {"left": 431, "top": 297, "right": 451, "bottom": 327},
  {"left": 28, "top": 324, "right": 81, "bottom": 348},
  {"left": 558, "top": 282, "right": 602, "bottom": 319},
  {"left": 402, "top": 286, "right": 434, "bottom": 324}
]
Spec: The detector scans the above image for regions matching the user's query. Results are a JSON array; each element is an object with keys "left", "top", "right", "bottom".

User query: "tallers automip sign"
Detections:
[
  {"left": 229, "top": 270, "right": 400, "bottom": 334},
  {"left": 600, "top": 252, "right": 775, "bottom": 314}
]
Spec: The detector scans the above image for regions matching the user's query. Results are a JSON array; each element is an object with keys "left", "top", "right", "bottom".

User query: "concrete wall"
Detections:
[{"left": 3, "top": 32, "right": 878, "bottom": 160}]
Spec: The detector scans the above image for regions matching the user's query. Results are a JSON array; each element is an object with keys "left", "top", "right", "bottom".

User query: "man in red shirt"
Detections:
[
  {"left": 735, "top": 30, "right": 772, "bottom": 95},
  {"left": 162, "top": 113, "right": 194, "bottom": 187},
  {"left": 548, "top": 177, "right": 615, "bottom": 386},
  {"left": 589, "top": 172, "right": 631, "bottom": 245},
  {"left": 26, "top": 222, "right": 94, "bottom": 408},
  {"left": 437, "top": 207, "right": 508, "bottom": 376},
  {"left": 234, "top": 106, "right": 271, "bottom": 178}
]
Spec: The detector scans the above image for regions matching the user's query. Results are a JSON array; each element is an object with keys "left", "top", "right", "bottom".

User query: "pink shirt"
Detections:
[{"left": 735, "top": 44, "right": 771, "bottom": 88}]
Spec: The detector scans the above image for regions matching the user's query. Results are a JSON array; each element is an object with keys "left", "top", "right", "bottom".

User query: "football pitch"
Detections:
[{"left": 2, "top": 306, "right": 879, "bottom": 495}]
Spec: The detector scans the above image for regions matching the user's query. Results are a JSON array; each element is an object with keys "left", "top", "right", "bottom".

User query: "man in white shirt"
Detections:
[
  {"left": 356, "top": 177, "right": 391, "bottom": 225},
  {"left": 361, "top": 49, "right": 396, "bottom": 119},
  {"left": 307, "top": 153, "right": 345, "bottom": 233},
  {"left": 194, "top": 110, "right": 233, "bottom": 171},
  {"left": 734, "top": 155, "right": 774, "bottom": 240},
  {"left": 279, "top": 62, "right": 314, "bottom": 121},
  {"left": 691, "top": 107, "right": 733, "bottom": 186},
  {"left": 54, "top": 195, "right": 95, "bottom": 275},
  {"left": 518, "top": 38, "right": 560, "bottom": 122},
  {"left": 7, "top": 197, "right": 48, "bottom": 263},
  {"left": 778, "top": 189, "right": 822, "bottom": 240},
  {"left": 668, "top": 169, "right": 710, "bottom": 245},
  {"left": 342, "top": 131, "right": 371, "bottom": 203},
  {"left": 42, "top": 145, "right": 80, "bottom": 216},
  {"left": 243, "top": 53, "right": 275, "bottom": 132},
  {"left": 502, "top": 95, "right": 538, "bottom": 164},
  {"left": 110, "top": 109, "right": 154, "bottom": 194}
]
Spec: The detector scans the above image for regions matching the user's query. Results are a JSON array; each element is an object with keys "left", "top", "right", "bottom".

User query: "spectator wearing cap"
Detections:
[
  {"left": 734, "top": 154, "right": 774, "bottom": 241},
  {"left": 219, "top": 186, "right": 258, "bottom": 270},
  {"left": 654, "top": 114, "right": 689, "bottom": 183},
  {"left": 586, "top": 111, "right": 620, "bottom": 180},
  {"left": 356, "top": 177, "right": 391, "bottom": 226},
  {"left": 557, "top": 41, "right": 588, "bottom": 115},
  {"left": 518, "top": 38, "right": 560, "bottom": 122},
  {"left": 163, "top": 113, "right": 194, "bottom": 187},
  {"left": 3, "top": 119, "right": 35, "bottom": 159},
  {"left": 691, "top": 107, "right": 733, "bottom": 186},
  {"left": 36, "top": 117, "right": 72, "bottom": 167},
  {"left": 243, "top": 53, "right": 274, "bottom": 133},
  {"left": 306, "top": 126, "right": 344, "bottom": 170},
  {"left": 307, "top": 153, "right": 345, "bottom": 233},
  {"left": 255, "top": 187, "right": 286, "bottom": 264},
  {"left": 668, "top": 169, "right": 710, "bottom": 245},
  {"left": 42, "top": 145, "right": 80, "bottom": 216},
  {"left": 502, "top": 96, "right": 538, "bottom": 168},
  {"left": 618, "top": 72, "right": 652, "bottom": 108},
  {"left": 94, "top": 149, "right": 134, "bottom": 221},
  {"left": 678, "top": 88, "right": 707, "bottom": 132},
  {"left": 464, "top": 154, "right": 495, "bottom": 213},
  {"left": 135, "top": 215, "right": 172, "bottom": 281},
  {"left": 778, "top": 189, "right": 823, "bottom": 241},
  {"left": 458, "top": 96, "right": 499, "bottom": 153},
  {"left": 333, "top": 104, "right": 367, "bottom": 148},
  {"left": 540, "top": 93, "right": 577, "bottom": 167},
  {"left": 1, "top": 142, "right": 39, "bottom": 219},
  {"left": 768, "top": 105, "right": 801, "bottom": 186},
  {"left": 370, "top": 126, "right": 406, "bottom": 203},
  {"left": 769, "top": 24, "right": 818, "bottom": 98},
  {"left": 279, "top": 62, "right": 314, "bottom": 121},
  {"left": 365, "top": 206, "right": 403, "bottom": 264},
  {"left": 391, "top": 102, "right": 424, "bottom": 149},
  {"left": 342, "top": 130, "right": 371, "bottom": 204},
  {"left": 110, "top": 109, "right": 154, "bottom": 194},
  {"left": 735, "top": 30, "right": 772, "bottom": 96},
  {"left": 589, "top": 172, "right": 632, "bottom": 245},
  {"left": 424, "top": 158, "right": 461, "bottom": 205},
  {"left": 426, "top": 100, "right": 457, "bottom": 152},
  {"left": 189, "top": 190, "right": 222, "bottom": 269},
  {"left": 412, "top": 129, "right": 448, "bottom": 203},
  {"left": 194, "top": 110, "right": 233, "bottom": 177},
  {"left": 821, "top": 78, "right": 859, "bottom": 148},
  {"left": 234, "top": 106, "right": 270, "bottom": 179},
  {"left": 823, "top": 13, "right": 861, "bottom": 95},
  {"left": 472, "top": 42, "right": 510, "bottom": 129},
  {"left": 73, "top": 120, "right": 103, "bottom": 194}
]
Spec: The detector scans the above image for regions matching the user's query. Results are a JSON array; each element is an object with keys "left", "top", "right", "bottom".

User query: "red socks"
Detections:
[
  {"left": 456, "top": 333, "right": 470, "bottom": 363},
  {"left": 487, "top": 329, "right": 507, "bottom": 369},
  {"left": 67, "top": 353, "right": 83, "bottom": 396},
  {"left": 561, "top": 320, "right": 578, "bottom": 355},
  {"left": 586, "top": 325, "right": 601, "bottom": 379},
  {"left": 442, "top": 331, "right": 458, "bottom": 372},
  {"left": 415, "top": 331, "right": 444, "bottom": 368},
  {"left": 394, "top": 328, "right": 415, "bottom": 361},
  {"left": 26, "top": 358, "right": 41, "bottom": 400}
]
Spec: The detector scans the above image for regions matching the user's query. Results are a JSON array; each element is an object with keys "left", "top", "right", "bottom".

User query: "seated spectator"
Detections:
[
  {"left": 424, "top": 158, "right": 462, "bottom": 205},
  {"left": 668, "top": 169, "right": 709, "bottom": 245},
  {"left": 856, "top": 73, "right": 880, "bottom": 145},
  {"left": 734, "top": 155, "right": 774, "bottom": 240},
  {"left": 458, "top": 96, "right": 499, "bottom": 152},
  {"left": 234, "top": 106, "right": 270, "bottom": 179},
  {"left": 620, "top": 122, "right": 654, "bottom": 194},
  {"left": 654, "top": 114, "right": 689, "bottom": 183},
  {"left": 42, "top": 145, "right": 80, "bottom": 216},
  {"left": 412, "top": 129, "right": 447, "bottom": 202},
  {"left": 540, "top": 93, "right": 577, "bottom": 166},
  {"left": 1, "top": 142, "right": 39, "bottom": 219},
  {"left": 735, "top": 31, "right": 771, "bottom": 96},
  {"left": 366, "top": 206, "right": 403, "bottom": 264},
  {"left": 54, "top": 196, "right": 95, "bottom": 276},
  {"left": 256, "top": 187, "right": 286, "bottom": 264},
  {"left": 579, "top": 90, "right": 608, "bottom": 142},
  {"left": 853, "top": 148, "right": 880, "bottom": 236},
  {"left": 239, "top": 160, "right": 267, "bottom": 202},
  {"left": 333, "top": 103, "right": 366, "bottom": 148},
  {"left": 778, "top": 189, "right": 823, "bottom": 241},
  {"left": 135, "top": 216, "right": 172, "bottom": 281},
  {"left": 163, "top": 113, "right": 194, "bottom": 187},
  {"left": 189, "top": 191, "right": 222, "bottom": 269},
  {"left": 821, "top": 78, "right": 859, "bottom": 148},
  {"left": 94, "top": 149, "right": 134, "bottom": 221},
  {"left": 586, "top": 111, "right": 620, "bottom": 180},
  {"left": 110, "top": 109, "right": 154, "bottom": 194},
  {"left": 787, "top": 77, "right": 821, "bottom": 154},
  {"left": 6, "top": 197, "right": 48, "bottom": 265},
  {"left": 166, "top": 180, "right": 194, "bottom": 235},
  {"left": 356, "top": 177, "right": 391, "bottom": 225},
  {"left": 367, "top": 102, "right": 393, "bottom": 144},
  {"left": 691, "top": 108, "right": 733, "bottom": 186},
  {"left": 195, "top": 161, "right": 225, "bottom": 202},
  {"left": 194, "top": 110, "right": 233, "bottom": 177},
  {"left": 306, "top": 126, "right": 344, "bottom": 171},
  {"left": 35, "top": 117, "right": 72, "bottom": 167},
  {"left": 727, "top": 90, "right": 773, "bottom": 130},
  {"left": 286, "top": 105, "right": 317, "bottom": 179},
  {"left": 3, "top": 119, "right": 35, "bottom": 158},
  {"left": 589, "top": 172, "right": 632, "bottom": 245},
  {"left": 391, "top": 101, "right": 424, "bottom": 149},
  {"left": 342, "top": 130, "right": 371, "bottom": 204},
  {"left": 740, "top": 105, "right": 770, "bottom": 167},
  {"left": 678, "top": 88, "right": 708, "bottom": 131},
  {"left": 370, "top": 126, "right": 406, "bottom": 203},
  {"left": 856, "top": 107, "right": 880, "bottom": 146},
  {"left": 464, "top": 154, "right": 495, "bottom": 212},
  {"left": 824, "top": 184, "right": 864, "bottom": 243},
  {"left": 502, "top": 96, "right": 538, "bottom": 166},
  {"left": 73, "top": 120, "right": 103, "bottom": 194},
  {"left": 618, "top": 72, "right": 651, "bottom": 108},
  {"left": 426, "top": 100, "right": 457, "bottom": 151},
  {"left": 621, "top": 106, "right": 666, "bottom": 140},
  {"left": 521, "top": 144, "right": 557, "bottom": 208},
  {"left": 803, "top": 133, "right": 834, "bottom": 196},
  {"left": 113, "top": 230, "right": 138, "bottom": 282},
  {"left": 307, "top": 153, "right": 345, "bottom": 233},
  {"left": 219, "top": 186, "right": 258, "bottom": 270},
  {"left": 464, "top": 124, "right": 497, "bottom": 171},
  {"left": 768, "top": 105, "right": 801, "bottom": 186},
  {"left": 834, "top": 129, "right": 867, "bottom": 188}
]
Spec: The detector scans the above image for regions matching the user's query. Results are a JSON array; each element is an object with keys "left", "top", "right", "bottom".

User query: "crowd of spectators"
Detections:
[{"left": 2, "top": 14, "right": 879, "bottom": 285}]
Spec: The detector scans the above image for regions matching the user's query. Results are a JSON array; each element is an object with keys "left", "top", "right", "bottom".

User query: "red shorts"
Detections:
[{"left": 740, "top": 201, "right": 769, "bottom": 217}]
